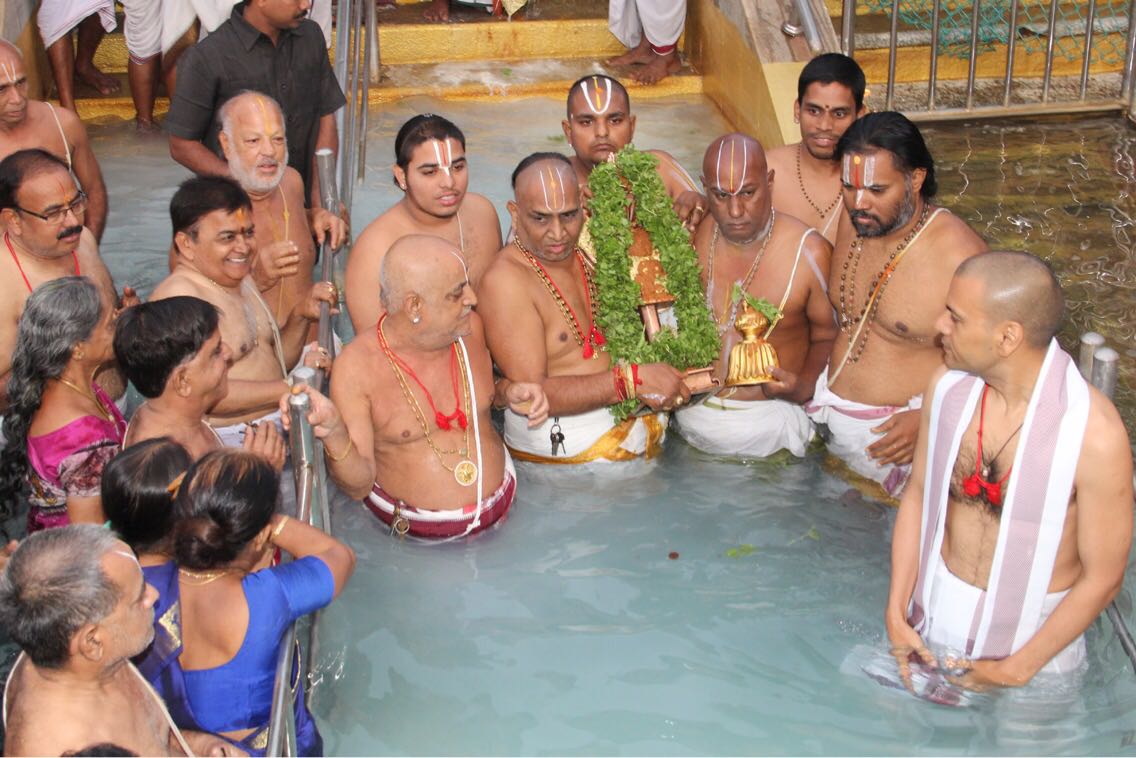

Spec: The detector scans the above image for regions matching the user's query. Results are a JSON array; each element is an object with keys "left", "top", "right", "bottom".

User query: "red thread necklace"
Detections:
[
  {"left": 513, "top": 238, "right": 606, "bottom": 359},
  {"left": 376, "top": 313, "right": 467, "bottom": 431},
  {"left": 962, "top": 384, "right": 1023, "bottom": 508},
  {"left": 5, "top": 232, "right": 79, "bottom": 292}
]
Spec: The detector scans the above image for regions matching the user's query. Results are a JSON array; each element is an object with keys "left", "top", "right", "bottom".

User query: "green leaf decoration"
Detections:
[
  {"left": 587, "top": 146, "right": 721, "bottom": 421},
  {"left": 731, "top": 282, "right": 782, "bottom": 324},
  {"left": 726, "top": 543, "right": 756, "bottom": 558}
]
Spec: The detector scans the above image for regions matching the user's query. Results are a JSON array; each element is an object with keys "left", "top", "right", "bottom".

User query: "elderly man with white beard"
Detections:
[{"left": 218, "top": 91, "right": 347, "bottom": 328}]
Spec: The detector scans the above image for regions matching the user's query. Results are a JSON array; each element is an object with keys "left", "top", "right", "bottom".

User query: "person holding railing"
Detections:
[{"left": 138, "top": 449, "right": 355, "bottom": 755}]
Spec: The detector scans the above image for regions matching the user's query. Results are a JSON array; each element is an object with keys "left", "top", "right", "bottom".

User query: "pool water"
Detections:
[{"left": 89, "top": 99, "right": 1136, "bottom": 754}]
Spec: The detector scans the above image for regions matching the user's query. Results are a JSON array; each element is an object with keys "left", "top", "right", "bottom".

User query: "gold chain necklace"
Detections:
[
  {"left": 837, "top": 203, "right": 932, "bottom": 364},
  {"left": 377, "top": 319, "right": 478, "bottom": 486},
  {"left": 705, "top": 211, "right": 776, "bottom": 337},
  {"left": 56, "top": 376, "right": 111, "bottom": 421},
  {"left": 179, "top": 566, "right": 242, "bottom": 585},
  {"left": 513, "top": 238, "right": 603, "bottom": 359},
  {"left": 795, "top": 144, "right": 842, "bottom": 220}
]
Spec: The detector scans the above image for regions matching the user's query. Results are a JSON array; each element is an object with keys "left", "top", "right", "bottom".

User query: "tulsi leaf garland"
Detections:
[{"left": 588, "top": 146, "right": 720, "bottom": 420}]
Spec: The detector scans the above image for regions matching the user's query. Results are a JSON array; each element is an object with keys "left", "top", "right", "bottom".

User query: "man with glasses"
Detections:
[
  {"left": 0, "top": 149, "right": 125, "bottom": 411},
  {"left": 0, "top": 40, "right": 109, "bottom": 242}
]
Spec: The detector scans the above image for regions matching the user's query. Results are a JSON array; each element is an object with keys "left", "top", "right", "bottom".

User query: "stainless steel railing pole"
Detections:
[
  {"left": 1004, "top": 0, "right": 1020, "bottom": 106},
  {"left": 965, "top": 0, "right": 982, "bottom": 111},
  {"left": 1041, "top": 0, "right": 1061, "bottom": 103},
  {"left": 842, "top": 0, "right": 856, "bottom": 57},
  {"left": 886, "top": 0, "right": 900, "bottom": 110},
  {"left": 1080, "top": 0, "right": 1099, "bottom": 100},
  {"left": 928, "top": 0, "right": 942, "bottom": 110}
]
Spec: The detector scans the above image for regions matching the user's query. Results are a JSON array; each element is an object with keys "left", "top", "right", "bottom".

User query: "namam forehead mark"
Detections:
[
  {"left": 579, "top": 76, "right": 614, "bottom": 115},
  {"left": 842, "top": 153, "right": 877, "bottom": 205},
  {"left": 537, "top": 163, "right": 574, "bottom": 213},
  {"left": 447, "top": 248, "right": 468, "bottom": 280},
  {"left": 715, "top": 138, "right": 751, "bottom": 196},
  {"left": 0, "top": 62, "right": 19, "bottom": 85},
  {"left": 234, "top": 207, "right": 250, "bottom": 227},
  {"left": 428, "top": 138, "right": 456, "bottom": 178}
]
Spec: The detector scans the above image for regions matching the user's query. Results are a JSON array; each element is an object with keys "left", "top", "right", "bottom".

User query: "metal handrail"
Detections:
[
  {"left": 842, "top": 0, "right": 1136, "bottom": 120},
  {"left": 782, "top": 0, "right": 825, "bottom": 53}
]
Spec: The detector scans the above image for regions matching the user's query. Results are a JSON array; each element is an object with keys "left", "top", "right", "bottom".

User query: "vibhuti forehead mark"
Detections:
[
  {"left": 538, "top": 165, "right": 569, "bottom": 212},
  {"left": 714, "top": 138, "right": 749, "bottom": 196},
  {"left": 430, "top": 139, "right": 455, "bottom": 178},
  {"left": 580, "top": 76, "right": 613, "bottom": 115}
]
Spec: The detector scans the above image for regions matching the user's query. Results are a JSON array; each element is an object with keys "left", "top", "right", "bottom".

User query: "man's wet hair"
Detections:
[
  {"left": 393, "top": 114, "right": 466, "bottom": 175},
  {"left": 566, "top": 74, "right": 630, "bottom": 117},
  {"left": 511, "top": 152, "right": 574, "bottom": 188},
  {"left": 169, "top": 175, "right": 252, "bottom": 239},
  {"left": 114, "top": 296, "right": 221, "bottom": 398},
  {"left": 798, "top": 53, "right": 866, "bottom": 110},
  {"left": 0, "top": 149, "right": 72, "bottom": 211},
  {"left": 835, "top": 111, "right": 938, "bottom": 200},
  {"left": 956, "top": 250, "right": 1065, "bottom": 348}
]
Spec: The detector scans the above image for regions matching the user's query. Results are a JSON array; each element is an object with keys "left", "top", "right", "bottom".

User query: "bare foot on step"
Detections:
[
  {"left": 423, "top": 0, "right": 450, "bottom": 21},
  {"left": 632, "top": 50, "right": 680, "bottom": 85},
  {"left": 605, "top": 36, "right": 652, "bottom": 67},
  {"left": 75, "top": 63, "right": 121, "bottom": 95}
]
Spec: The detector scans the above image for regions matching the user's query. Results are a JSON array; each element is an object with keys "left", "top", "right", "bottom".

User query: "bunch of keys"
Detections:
[{"left": 549, "top": 420, "right": 565, "bottom": 456}]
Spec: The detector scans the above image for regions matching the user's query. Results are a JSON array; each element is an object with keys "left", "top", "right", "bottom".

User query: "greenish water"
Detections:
[{"left": 84, "top": 100, "right": 1136, "bottom": 755}]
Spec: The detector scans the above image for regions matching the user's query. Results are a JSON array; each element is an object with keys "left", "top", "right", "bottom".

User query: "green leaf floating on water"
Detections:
[
  {"left": 501, "top": 67, "right": 512, "bottom": 77},
  {"left": 806, "top": 526, "right": 820, "bottom": 541},
  {"left": 726, "top": 544, "right": 756, "bottom": 558}
]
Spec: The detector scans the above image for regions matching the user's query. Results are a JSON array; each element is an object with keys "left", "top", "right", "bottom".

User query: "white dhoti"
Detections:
[
  {"left": 161, "top": 0, "right": 237, "bottom": 55},
  {"left": 805, "top": 367, "right": 921, "bottom": 497},
  {"left": 922, "top": 558, "right": 1086, "bottom": 676},
  {"left": 37, "top": 0, "right": 116, "bottom": 49},
  {"left": 674, "top": 396, "right": 813, "bottom": 458},
  {"left": 122, "top": 0, "right": 162, "bottom": 61},
  {"left": 504, "top": 406, "right": 667, "bottom": 464},
  {"left": 608, "top": 0, "right": 686, "bottom": 49},
  {"left": 209, "top": 409, "right": 284, "bottom": 449}
]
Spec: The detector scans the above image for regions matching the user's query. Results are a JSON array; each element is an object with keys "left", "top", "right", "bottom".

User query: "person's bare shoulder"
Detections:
[
  {"left": 1081, "top": 385, "right": 1132, "bottom": 469},
  {"left": 480, "top": 246, "right": 530, "bottom": 298},
  {"left": 150, "top": 270, "right": 209, "bottom": 302},
  {"left": 934, "top": 209, "right": 988, "bottom": 267},
  {"left": 54, "top": 103, "right": 90, "bottom": 146},
  {"left": 282, "top": 166, "right": 306, "bottom": 204},
  {"left": 463, "top": 192, "right": 501, "bottom": 226},
  {"left": 353, "top": 204, "right": 407, "bottom": 258},
  {"left": 766, "top": 142, "right": 796, "bottom": 169}
]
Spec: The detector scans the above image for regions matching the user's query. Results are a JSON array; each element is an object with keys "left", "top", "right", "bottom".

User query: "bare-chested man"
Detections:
[
  {"left": 325, "top": 234, "right": 547, "bottom": 539},
  {"left": 479, "top": 153, "right": 687, "bottom": 464},
  {"left": 345, "top": 114, "right": 502, "bottom": 335},
  {"left": 0, "top": 149, "right": 124, "bottom": 410},
  {"left": 766, "top": 53, "right": 866, "bottom": 245},
  {"left": 0, "top": 41, "right": 108, "bottom": 241},
  {"left": 887, "top": 251, "right": 1132, "bottom": 689},
  {"left": 0, "top": 526, "right": 240, "bottom": 756},
  {"left": 150, "top": 176, "right": 335, "bottom": 446},
  {"left": 114, "top": 296, "right": 285, "bottom": 467},
  {"left": 806, "top": 112, "right": 988, "bottom": 498},
  {"left": 674, "top": 134, "right": 836, "bottom": 458},
  {"left": 218, "top": 91, "right": 347, "bottom": 328},
  {"left": 563, "top": 74, "right": 706, "bottom": 229}
]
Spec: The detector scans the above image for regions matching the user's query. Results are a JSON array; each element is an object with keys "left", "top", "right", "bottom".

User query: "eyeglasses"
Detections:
[{"left": 16, "top": 191, "right": 87, "bottom": 225}]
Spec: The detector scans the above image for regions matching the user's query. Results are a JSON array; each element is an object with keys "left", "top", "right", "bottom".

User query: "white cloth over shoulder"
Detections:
[
  {"left": 210, "top": 408, "right": 284, "bottom": 449},
  {"left": 608, "top": 0, "right": 686, "bottom": 48},
  {"left": 37, "top": 0, "right": 116, "bottom": 49},
  {"left": 909, "top": 340, "right": 1090, "bottom": 669},
  {"left": 805, "top": 366, "right": 921, "bottom": 496},
  {"left": 675, "top": 396, "right": 812, "bottom": 458},
  {"left": 161, "top": 0, "right": 237, "bottom": 55}
]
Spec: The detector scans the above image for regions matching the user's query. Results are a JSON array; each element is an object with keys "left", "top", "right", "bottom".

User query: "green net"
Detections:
[{"left": 858, "top": 0, "right": 1131, "bottom": 64}]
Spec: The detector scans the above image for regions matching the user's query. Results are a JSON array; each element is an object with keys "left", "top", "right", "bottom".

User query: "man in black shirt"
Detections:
[{"left": 165, "top": 0, "right": 345, "bottom": 208}]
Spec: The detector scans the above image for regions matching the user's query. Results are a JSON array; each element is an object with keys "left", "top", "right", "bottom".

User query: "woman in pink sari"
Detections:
[{"left": 0, "top": 276, "right": 125, "bottom": 532}]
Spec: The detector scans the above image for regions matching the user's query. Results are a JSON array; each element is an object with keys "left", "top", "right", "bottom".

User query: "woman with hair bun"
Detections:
[
  {"left": 103, "top": 437, "right": 191, "bottom": 564},
  {"left": 141, "top": 449, "right": 354, "bottom": 756},
  {"left": 0, "top": 276, "right": 124, "bottom": 531}
]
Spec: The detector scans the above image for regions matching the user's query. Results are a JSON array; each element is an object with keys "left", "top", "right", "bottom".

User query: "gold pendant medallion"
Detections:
[{"left": 454, "top": 460, "right": 478, "bottom": 487}]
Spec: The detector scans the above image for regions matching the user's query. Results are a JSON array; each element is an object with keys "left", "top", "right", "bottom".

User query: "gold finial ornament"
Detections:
[{"left": 726, "top": 299, "right": 780, "bottom": 386}]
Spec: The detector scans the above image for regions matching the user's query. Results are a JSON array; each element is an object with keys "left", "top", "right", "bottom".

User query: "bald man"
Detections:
[
  {"left": 345, "top": 114, "right": 502, "bottom": 335},
  {"left": 562, "top": 74, "right": 706, "bottom": 232},
  {"left": 479, "top": 153, "right": 686, "bottom": 464},
  {"left": 886, "top": 251, "right": 1132, "bottom": 690},
  {"left": 0, "top": 40, "right": 108, "bottom": 241},
  {"left": 674, "top": 134, "right": 835, "bottom": 458},
  {"left": 218, "top": 92, "right": 346, "bottom": 329},
  {"left": 806, "top": 112, "right": 987, "bottom": 498},
  {"left": 328, "top": 234, "right": 548, "bottom": 539}
]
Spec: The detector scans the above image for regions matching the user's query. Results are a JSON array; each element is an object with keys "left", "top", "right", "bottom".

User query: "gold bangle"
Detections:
[
  {"left": 271, "top": 516, "right": 289, "bottom": 540},
  {"left": 325, "top": 436, "right": 354, "bottom": 462}
]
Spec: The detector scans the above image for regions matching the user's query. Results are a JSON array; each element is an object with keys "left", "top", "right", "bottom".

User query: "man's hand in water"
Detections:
[
  {"left": 309, "top": 206, "right": 348, "bottom": 249},
  {"left": 948, "top": 657, "right": 1030, "bottom": 692},
  {"left": 673, "top": 190, "right": 708, "bottom": 232},
  {"left": 243, "top": 420, "right": 286, "bottom": 472},
  {"left": 254, "top": 240, "right": 302, "bottom": 288},
  {"left": 868, "top": 408, "right": 920, "bottom": 466},
  {"left": 887, "top": 615, "right": 936, "bottom": 693},
  {"left": 504, "top": 381, "right": 549, "bottom": 428}
]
